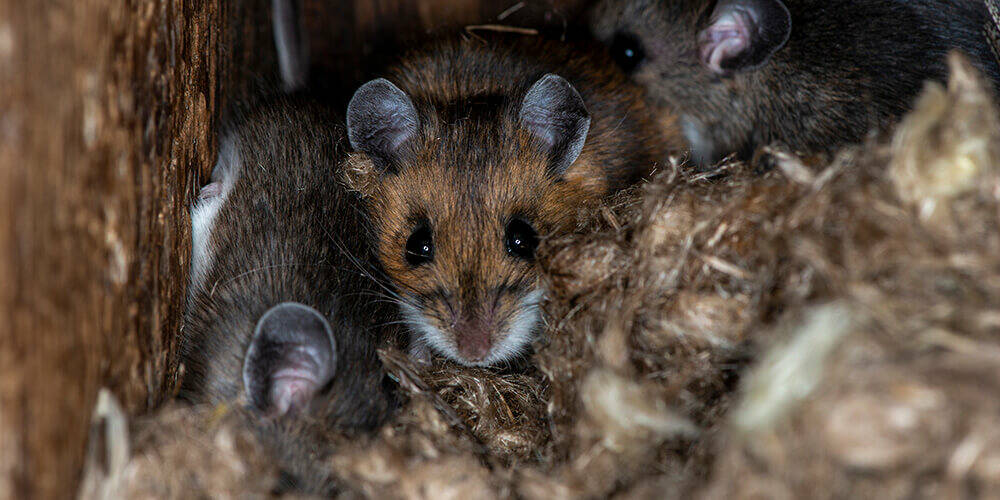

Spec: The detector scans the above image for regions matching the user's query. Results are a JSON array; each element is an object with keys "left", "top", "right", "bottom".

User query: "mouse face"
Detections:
[
  {"left": 345, "top": 76, "right": 603, "bottom": 366},
  {"left": 361, "top": 152, "right": 551, "bottom": 366},
  {"left": 589, "top": 0, "right": 793, "bottom": 163}
]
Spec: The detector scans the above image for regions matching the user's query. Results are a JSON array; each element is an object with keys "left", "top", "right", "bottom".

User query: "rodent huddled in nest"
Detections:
[{"left": 81, "top": 54, "right": 1000, "bottom": 499}]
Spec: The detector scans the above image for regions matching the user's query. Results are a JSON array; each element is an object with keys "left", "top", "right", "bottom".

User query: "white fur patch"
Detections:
[
  {"left": 399, "top": 301, "right": 454, "bottom": 360},
  {"left": 190, "top": 136, "right": 241, "bottom": 292},
  {"left": 400, "top": 288, "right": 544, "bottom": 367},
  {"left": 486, "top": 288, "right": 543, "bottom": 366},
  {"left": 681, "top": 115, "right": 716, "bottom": 165}
]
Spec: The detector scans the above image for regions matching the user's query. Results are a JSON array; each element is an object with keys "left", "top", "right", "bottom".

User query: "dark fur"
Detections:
[
  {"left": 590, "top": 0, "right": 1000, "bottom": 162},
  {"left": 179, "top": 94, "right": 398, "bottom": 494}
]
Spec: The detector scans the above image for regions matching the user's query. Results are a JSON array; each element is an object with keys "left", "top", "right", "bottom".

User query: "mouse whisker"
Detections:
[
  {"left": 323, "top": 227, "right": 407, "bottom": 303},
  {"left": 370, "top": 319, "right": 414, "bottom": 329},
  {"left": 208, "top": 262, "right": 334, "bottom": 298}
]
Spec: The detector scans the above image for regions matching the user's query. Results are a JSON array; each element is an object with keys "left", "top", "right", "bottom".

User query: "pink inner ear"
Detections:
[
  {"left": 267, "top": 344, "right": 329, "bottom": 416},
  {"left": 269, "top": 366, "right": 321, "bottom": 416},
  {"left": 698, "top": 11, "right": 751, "bottom": 74}
]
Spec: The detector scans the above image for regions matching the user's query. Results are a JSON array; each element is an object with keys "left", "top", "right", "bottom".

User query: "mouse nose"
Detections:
[{"left": 454, "top": 317, "right": 493, "bottom": 362}]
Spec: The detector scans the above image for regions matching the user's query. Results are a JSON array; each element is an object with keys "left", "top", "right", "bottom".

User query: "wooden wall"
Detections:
[
  {"left": 0, "top": 1, "right": 272, "bottom": 497},
  {"left": 0, "top": 0, "right": 586, "bottom": 497},
  {"left": 305, "top": 0, "right": 590, "bottom": 98}
]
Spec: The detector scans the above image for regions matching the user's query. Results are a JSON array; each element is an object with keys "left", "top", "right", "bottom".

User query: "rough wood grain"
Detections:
[{"left": 0, "top": 0, "right": 263, "bottom": 496}]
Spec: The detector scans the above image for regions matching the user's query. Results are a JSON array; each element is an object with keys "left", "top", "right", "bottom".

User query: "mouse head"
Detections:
[
  {"left": 589, "top": 0, "right": 792, "bottom": 161},
  {"left": 345, "top": 75, "right": 601, "bottom": 366}
]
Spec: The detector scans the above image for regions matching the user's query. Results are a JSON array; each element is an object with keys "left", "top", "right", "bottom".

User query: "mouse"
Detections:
[
  {"left": 343, "top": 34, "right": 684, "bottom": 368},
  {"left": 179, "top": 92, "right": 400, "bottom": 494},
  {"left": 177, "top": 2, "right": 398, "bottom": 494},
  {"left": 180, "top": 91, "right": 398, "bottom": 425},
  {"left": 182, "top": 0, "right": 396, "bottom": 424},
  {"left": 588, "top": 0, "right": 1000, "bottom": 164}
]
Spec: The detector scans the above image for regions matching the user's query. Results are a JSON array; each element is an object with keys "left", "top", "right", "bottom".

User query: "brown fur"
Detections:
[{"left": 345, "top": 34, "right": 683, "bottom": 365}]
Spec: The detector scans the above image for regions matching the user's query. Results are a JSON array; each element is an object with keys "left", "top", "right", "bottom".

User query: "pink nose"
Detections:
[{"left": 455, "top": 321, "right": 493, "bottom": 362}]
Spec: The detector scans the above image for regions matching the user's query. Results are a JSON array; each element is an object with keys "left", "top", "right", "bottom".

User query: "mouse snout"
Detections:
[{"left": 453, "top": 313, "right": 495, "bottom": 362}]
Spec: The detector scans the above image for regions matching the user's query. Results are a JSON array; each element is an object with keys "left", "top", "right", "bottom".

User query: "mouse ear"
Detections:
[
  {"left": 243, "top": 302, "right": 337, "bottom": 416},
  {"left": 347, "top": 78, "right": 420, "bottom": 173},
  {"left": 697, "top": 0, "right": 791, "bottom": 76},
  {"left": 518, "top": 74, "right": 591, "bottom": 177}
]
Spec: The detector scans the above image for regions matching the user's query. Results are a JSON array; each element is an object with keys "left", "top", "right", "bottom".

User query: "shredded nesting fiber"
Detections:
[
  {"left": 693, "top": 54, "right": 1000, "bottom": 500},
  {"left": 80, "top": 53, "right": 1000, "bottom": 499},
  {"left": 78, "top": 390, "right": 280, "bottom": 499}
]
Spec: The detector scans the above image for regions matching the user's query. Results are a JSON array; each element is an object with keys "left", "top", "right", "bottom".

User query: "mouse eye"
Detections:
[
  {"left": 504, "top": 218, "right": 539, "bottom": 261},
  {"left": 609, "top": 32, "right": 646, "bottom": 73},
  {"left": 405, "top": 224, "right": 434, "bottom": 266}
]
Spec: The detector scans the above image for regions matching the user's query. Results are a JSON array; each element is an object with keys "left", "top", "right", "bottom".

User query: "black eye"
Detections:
[
  {"left": 405, "top": 225, "right": 434, "bottom": 266},
  {"left": 504, "top": 218, "right": 539, "bottom": 261},
  {"left": 610, "top": 32, "right": 646, "bottom": 73}
]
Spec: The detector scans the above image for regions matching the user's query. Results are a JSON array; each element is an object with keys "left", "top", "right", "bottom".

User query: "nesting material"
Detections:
[
  {"left": 891, "top": 54, "right": 1000, "bottom": 221},
  {"left": 698, "top": 53, "right": 1000, "bottom": 500},
  {"left": 79, "top": 394, "right": 279, "bottom": 499},
  {"left": 82, "top": 53, "right": 1000, "bottom": 498}
]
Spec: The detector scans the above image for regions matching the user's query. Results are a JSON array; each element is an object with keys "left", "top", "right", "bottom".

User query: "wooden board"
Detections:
[{"left": 0, "top": 0, "right": 277, "bottom": 496}]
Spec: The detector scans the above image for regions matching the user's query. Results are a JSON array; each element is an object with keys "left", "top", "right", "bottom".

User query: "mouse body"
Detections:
[
  {"left": 177, "top": 3, "right": 397, "bottom": 494},
  {"left": 590, "top": 0, "right": 1000, "bottom": 164},
  {"left": 180, "top": 92, "right": 397, "bottom": 448},
  {"left": 344, "top": 35, "right": 682, "bottom": 367}
]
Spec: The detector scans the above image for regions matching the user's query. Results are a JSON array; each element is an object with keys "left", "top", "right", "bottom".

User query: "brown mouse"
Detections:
[
  {"left": 589, "top": 0, "right": 1000, "bottom": 164},
  {"left": 344, "top": 35, "right": 683, "bottom": 367}
]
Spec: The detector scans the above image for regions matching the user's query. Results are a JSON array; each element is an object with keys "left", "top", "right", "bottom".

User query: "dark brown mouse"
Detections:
[
  {"left": 178, "top": 3, "right": 399, "bottom": 494},
  {"left": 589, "top": 0, "right": 1000, "bottom": 164},
  {"left": 180, "top": 93, "right": 398, "bottom": 494},
  {"left": 344, "top": 34, "right": 685, "bottom": 367}
]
